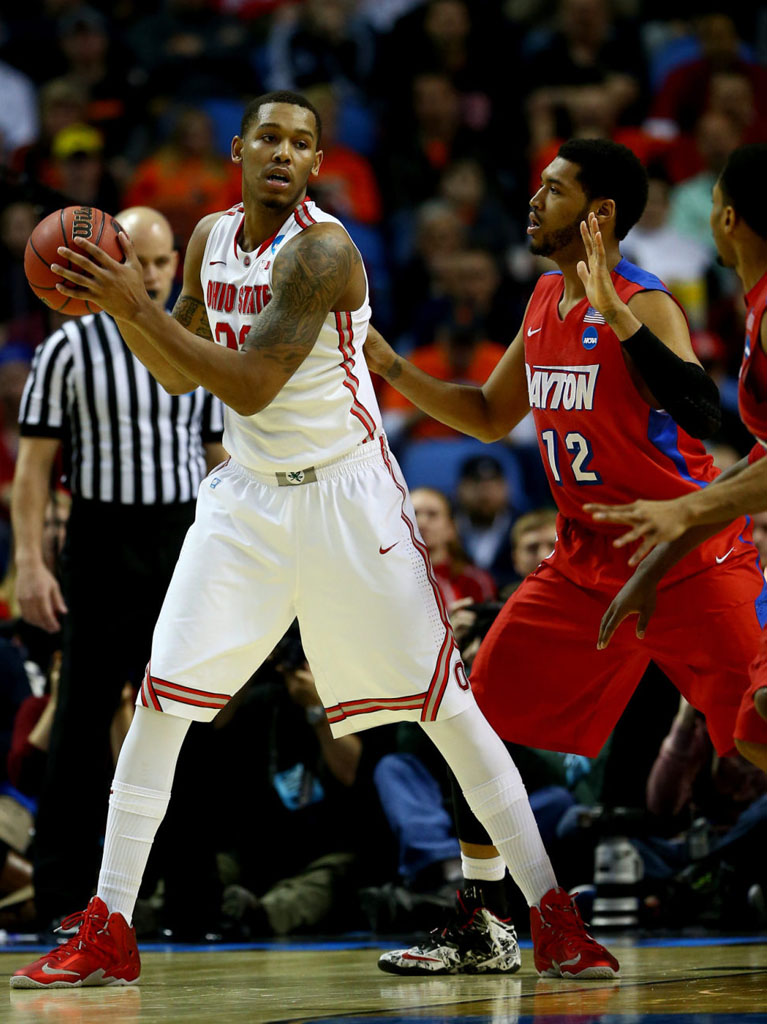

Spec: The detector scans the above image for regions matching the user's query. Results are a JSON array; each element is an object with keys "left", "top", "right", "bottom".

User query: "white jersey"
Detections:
[{"left": 201, "top": 199, "right": 381, "bottom": 473}]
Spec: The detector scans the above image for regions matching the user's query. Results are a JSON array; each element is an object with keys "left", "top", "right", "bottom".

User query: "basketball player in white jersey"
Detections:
[{"left": 12, "top": 92, "right": 617, "bottom": 989}]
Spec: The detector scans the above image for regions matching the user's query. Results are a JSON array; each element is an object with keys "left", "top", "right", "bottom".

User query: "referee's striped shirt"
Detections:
[{"left": 19, "top": 312, "right": 224, "bottom": 505}]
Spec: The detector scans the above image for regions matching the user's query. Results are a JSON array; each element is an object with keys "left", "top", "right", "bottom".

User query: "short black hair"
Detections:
[
  {"left": 556, "top": 138, "right": 649, "bottom": 240},
  {"left": 719, "top": 144, "right": 767, "bottom": 240},
  {"left": 240, "top": 90, "right": 322, "bottom": 144}
]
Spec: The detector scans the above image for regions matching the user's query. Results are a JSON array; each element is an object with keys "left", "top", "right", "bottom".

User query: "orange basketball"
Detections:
[{"left": 24, "top": 206, "right": 125, "bottom": 317}]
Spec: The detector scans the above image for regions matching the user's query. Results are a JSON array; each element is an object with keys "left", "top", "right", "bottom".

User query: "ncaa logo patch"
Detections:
[{"left": 582, "top": 326, "right": 599, "bottom": 350}]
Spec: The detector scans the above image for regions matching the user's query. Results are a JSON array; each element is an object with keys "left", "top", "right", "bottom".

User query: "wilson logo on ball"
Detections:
[
  {"left": 71, "top": 207, "right": 95, "bottom": 240},
  {"left": 23, "top": 206, "right": 126, "bottom": 318}
]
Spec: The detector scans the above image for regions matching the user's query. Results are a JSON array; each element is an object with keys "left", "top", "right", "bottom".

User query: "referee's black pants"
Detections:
[{"left": 33, "top": 498, "right": 218, "bottom": 928}]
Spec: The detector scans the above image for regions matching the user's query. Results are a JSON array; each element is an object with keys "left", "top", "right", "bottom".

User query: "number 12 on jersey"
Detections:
[{"left": 541, "top": 429, "right": 602, "bottom": 485}]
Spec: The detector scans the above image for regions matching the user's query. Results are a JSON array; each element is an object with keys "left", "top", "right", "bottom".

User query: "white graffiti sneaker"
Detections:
[{"left": 378, "top": 895, "right": 521, "bottom": 975}]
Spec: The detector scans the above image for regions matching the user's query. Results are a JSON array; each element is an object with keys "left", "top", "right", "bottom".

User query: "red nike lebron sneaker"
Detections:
[
  {"left": 531, "top": 886, "right": 620, "bottom": 979},
  {"left": 10, "top": 896, "right": 140, "bottom": 988}
]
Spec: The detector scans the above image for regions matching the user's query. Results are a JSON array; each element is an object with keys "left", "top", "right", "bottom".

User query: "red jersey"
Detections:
[
  {"left": 432, "top": 560, "right": 498, "bottom": 607},
  {"left": 524, "top": 259, "right": 718, "bottom": 531},
  {"left": 739, "top": 270, "right": 767, "bottom": 449}
]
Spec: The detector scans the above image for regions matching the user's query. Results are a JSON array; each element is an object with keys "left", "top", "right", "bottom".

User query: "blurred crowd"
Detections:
[{"left": 1, "top": 0, "right": 767, "bottom": 940}]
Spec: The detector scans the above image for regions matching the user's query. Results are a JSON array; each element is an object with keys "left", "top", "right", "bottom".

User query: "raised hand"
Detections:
[
  {"left": 584, "top": 497, "right": 689, "bottom": 565},
  {"left": 51, "top": 232, "right": 148, "bottom": 322},
  {"left": 576, "top": 212, "right": 625, "bottom": 323}
]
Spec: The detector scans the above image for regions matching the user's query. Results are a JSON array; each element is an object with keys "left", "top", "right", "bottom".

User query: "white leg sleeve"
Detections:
[
  {"left": 97, "top": 706, "right": 191, "bottom": 923},
  {"left": 421, "top": 703, "right": 557, "bottom": 906}
]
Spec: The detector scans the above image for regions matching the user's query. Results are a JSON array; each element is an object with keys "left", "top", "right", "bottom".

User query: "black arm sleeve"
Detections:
[{"left": 621, "top": 324, "right": 721, "bottom": 439}]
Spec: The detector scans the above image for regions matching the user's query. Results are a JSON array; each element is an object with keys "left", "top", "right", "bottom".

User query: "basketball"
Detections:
[{"left": 24, "top": 206, "right": 125, "bottom": 317}]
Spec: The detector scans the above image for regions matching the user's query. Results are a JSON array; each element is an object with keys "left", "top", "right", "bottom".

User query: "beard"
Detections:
[
  {"left": 260, "top": 194, "right": 291, "bottom": 210},
  {"left": 530, "top": 204, "right": 590, "bottom": 258}
]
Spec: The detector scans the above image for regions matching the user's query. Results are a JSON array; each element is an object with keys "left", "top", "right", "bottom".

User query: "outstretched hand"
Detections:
[
  {"left": 364, "top": 324, "right": 397, "bottom": 377},
  {"left": 584, "top": 497, "right": 689, "bottom": 565},
  {"left": 576, "top": 212, "right": 624, "bottom": 322},
  {"left": 51, "top": 232, "right": 148, "bottom": 322},
  {"left": 597, "top": 569, "right": 658, "bottom": 649}
]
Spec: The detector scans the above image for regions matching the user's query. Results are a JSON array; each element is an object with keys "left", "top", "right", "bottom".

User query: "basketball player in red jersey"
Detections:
[
  {"left": 368, "top": 138, "right": 767, "bottom": 975},
  {"left": 11, "top": 95, "right": 619, "bottom": 988},
  {"left": 584, "top": 143, "right": 767, "bottom": 730}
]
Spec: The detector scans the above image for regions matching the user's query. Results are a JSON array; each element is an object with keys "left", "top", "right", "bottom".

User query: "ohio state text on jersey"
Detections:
[{"left": 200, "top": 199, "right": 381, "bottom": 473}]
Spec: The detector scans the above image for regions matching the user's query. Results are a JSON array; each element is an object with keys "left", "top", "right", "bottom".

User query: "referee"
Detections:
[{"left": 12, "top": 206, "right": 226, "bottom": 931}]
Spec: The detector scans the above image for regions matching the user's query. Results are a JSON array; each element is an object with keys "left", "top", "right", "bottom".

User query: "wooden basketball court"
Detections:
[{"left": 2, "top": 935, "right": 766, "bottom": 1023}]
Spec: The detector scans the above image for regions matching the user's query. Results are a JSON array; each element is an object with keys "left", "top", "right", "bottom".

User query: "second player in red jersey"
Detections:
[{"left": 587, "top": 143, "right": 767, "bottom": 742}]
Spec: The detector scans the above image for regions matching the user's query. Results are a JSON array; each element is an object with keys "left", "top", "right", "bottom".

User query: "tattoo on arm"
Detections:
[
  {"left": 172, "top": 295, "right": 213, "bottom": 341},
  {"left": 385, "top": 358, "right": 402, "bottom": 382},
  {"left": 242, "top": 229, "right": 359, "bottom": 374}
]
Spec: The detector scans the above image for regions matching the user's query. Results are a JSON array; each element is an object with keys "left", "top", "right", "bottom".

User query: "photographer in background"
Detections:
[{"left": 216, "top": 623, "right": 394, "bottom": 938}]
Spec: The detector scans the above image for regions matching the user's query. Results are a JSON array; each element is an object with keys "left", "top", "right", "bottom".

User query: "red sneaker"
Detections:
[
  {"left": 530, "top": 887, "right": 620, "bottom": 979},
  {"left": 10, "top": 897, "right": 140, "bottom": 989}
]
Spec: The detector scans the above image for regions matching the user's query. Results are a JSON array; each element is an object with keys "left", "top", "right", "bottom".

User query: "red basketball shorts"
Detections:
[{"left": 470, "top": 516, "right": 767, "bottom": 757}]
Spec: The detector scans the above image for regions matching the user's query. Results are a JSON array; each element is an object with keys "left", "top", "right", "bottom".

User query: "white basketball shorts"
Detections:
[{"left": 138, "top": 437, "right": 475, "bottom": 736}]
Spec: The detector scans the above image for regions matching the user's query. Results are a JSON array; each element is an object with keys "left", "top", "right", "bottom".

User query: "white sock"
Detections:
[
  {"left": 421, "top": 703, "right": 557, "bottom": 907},
  {"left": 462, "top": 771, "right": 556, "bottom": 907},
  {"left": 98, "top": 781, "right": 170, "bottom": 924},
  {"left": 96, "top": 706, "right": 190, "bottom": 923},
  {"left": 461, "top": 852, "right": 506, "bottom": 883}
]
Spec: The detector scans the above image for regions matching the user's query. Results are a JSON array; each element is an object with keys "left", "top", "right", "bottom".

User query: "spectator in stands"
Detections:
[
  {"left": 636, "top": 696, "right": 767, "bottom": 929},
  {"left": 437, "top": 159, "right": 514, "bottom": 258},
  {"left": 455, "top": 454, "right": 518, "bottom": 588},
  {"left": 0, "top": 626, "right": 48, "bottom": 915},
  {"left": 650, "top": 12, "right": 767, "bottom": 136},
  {"left": 0, "top": 201, "right": 45, "bottom": 350},
  {"left": 411, "top": 486, "right": 497, "bottom": 607},
  {"left": 0, "top": 343, "right": 31, "bottom": 518},
  {"left": 122, "top": 107, "right": 241, "bottom": 247},
  {"left": 378, "top": 318, "right": 505, "bottom": 447},
  {"left": 376, "top": 0, "right": 509, "bottom": 127},
  {"left": 669, "top": 111, "right": 742, "bottom": 251},
  {"left": 707, "top": 69, "right": 767, "bottom": 146},
  {"left": 509, "top": 508, "right": 558, "bottom": 582},
  {"left": 443, "top": 247, "right": 529, "bottom": 347},
  {"left": 301, "top": 84, "right": 382, "bottom": 225},
  {"left": 0, "top": 58, "right": 38, "bottom": 165},
  {"left": 528, "top": 77, "right": 668, "bottom": 196},
  {"left": 8, "top": 651, "right": 63, "bottom": 800},
  {"left": 524, "top": 0, "right": 647, "bottom": 127},
  {"left": 48, "top": 122, "right": 120, "bottom": 212},
  {"left": 622, "top": 164, "right": 713, "bottom": 329},
  {"left": 53, "top": 5, "right": 138, "bottom": 161},
  {"left": 126, "top": 0, "right": 252, "bottom": 103},
  {"left": 264, "top": 0, "right": 378, "bottom": 96},
  {"left": 390, "top": 199, "right": 467, "bottom": 344},
  {"left": 382, "top": 70, "right": 491, "bottom": 214},
  {"left": 8, "top": 77, "right": 88, "bottom": 197}
]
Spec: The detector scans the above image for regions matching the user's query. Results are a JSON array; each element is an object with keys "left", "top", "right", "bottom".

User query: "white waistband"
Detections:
[{"left": 228, "top": 436, "right": 386, "bottom": 487}]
